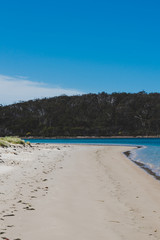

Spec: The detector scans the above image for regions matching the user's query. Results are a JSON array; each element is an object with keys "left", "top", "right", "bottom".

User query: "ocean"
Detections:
[{"left": 25, "top": 138, "right": 160, "bottom": 178}]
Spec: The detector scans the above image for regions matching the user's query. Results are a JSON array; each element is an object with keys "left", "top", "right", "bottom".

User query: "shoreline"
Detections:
[
  {"left": 24, "top": 138, "right": 160, "bottom": 182},
  {"left": 0, "top": 144, "right": 160, "bottom": 239},
  {"left": 124, "top": 150, "right": 160, "bottom": 181}
]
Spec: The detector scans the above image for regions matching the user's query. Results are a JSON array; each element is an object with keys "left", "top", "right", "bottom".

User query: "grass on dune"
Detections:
[
  {"left": 0, "top": 137, "right": 25, "bottom": 147},
  {"left": 0, "top": 139, "right": 10, "bottom": 147}
]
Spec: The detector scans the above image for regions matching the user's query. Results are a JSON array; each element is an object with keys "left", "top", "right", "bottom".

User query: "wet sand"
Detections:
[{"left": 0, "top": 144, "right": 160, "bottom": 240}]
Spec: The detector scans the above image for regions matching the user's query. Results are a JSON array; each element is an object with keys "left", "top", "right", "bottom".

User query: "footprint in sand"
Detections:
[
  {"left": 3, "top": 214, "right": 15, "bottom": 217},
  {"left": 23, "top": 206, "right": 35, "bottom": 210},
  {"left": 7, "top": 225, "right": 14, "bottom": 228},
  {"left": 30, "top": 196, "right": 36, "bottom": 199}
]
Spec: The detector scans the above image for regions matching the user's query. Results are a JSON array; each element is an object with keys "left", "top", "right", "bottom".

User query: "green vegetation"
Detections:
[
  {"left": 0, "top": 91, "right": 160, "bottom": 137},
  {"left": 0, "top": 139, "right": 10, "bottom": 147},
  {"left": 0, "top": 137, "right": 25, "bottom": 146}
]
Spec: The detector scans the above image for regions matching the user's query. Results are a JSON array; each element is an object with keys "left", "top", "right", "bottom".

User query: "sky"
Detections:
[{"left": 0, "top": 0, "right": 160, "bottom": 105}]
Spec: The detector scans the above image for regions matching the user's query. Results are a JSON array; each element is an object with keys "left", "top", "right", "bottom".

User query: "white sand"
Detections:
[
  {"left": 0, "top": 166, "right": 14, "bottom": 174},
  {"left": 0, "top": 144, "right": 160, "bottom": 239}
]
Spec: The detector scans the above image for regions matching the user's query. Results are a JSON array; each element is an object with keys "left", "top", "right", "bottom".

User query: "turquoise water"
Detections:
[{"left": 25, "top": 138, "right": 160, "bottom": 177}]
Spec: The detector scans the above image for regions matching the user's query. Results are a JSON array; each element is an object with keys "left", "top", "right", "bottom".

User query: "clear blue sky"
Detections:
[{"left": 0, "top": 0, "right": 160, "bottom": 104}]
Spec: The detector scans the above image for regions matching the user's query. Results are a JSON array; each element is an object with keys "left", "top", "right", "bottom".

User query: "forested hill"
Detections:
[{"left": 0, "top": 91, "right": 160, "bottom": 137}]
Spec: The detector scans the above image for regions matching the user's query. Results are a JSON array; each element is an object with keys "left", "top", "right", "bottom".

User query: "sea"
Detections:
[{"left": 25, "top": 138, "right": 160, "bottom": 178}]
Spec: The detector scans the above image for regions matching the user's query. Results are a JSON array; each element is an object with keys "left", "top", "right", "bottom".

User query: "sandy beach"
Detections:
[{"left": 0, "top": 144, "right": 160, "bottom": 240}]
